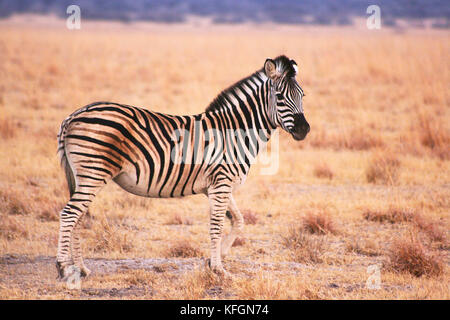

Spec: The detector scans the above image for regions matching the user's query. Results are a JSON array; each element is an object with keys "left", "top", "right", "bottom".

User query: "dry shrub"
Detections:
[
  {"left": 365, "top": 151, "right": 400, "bottom": 184},
  {"left": 0, "top": 189, "right": 31, "bottom": 216},
  {"left": 0, "top": 216, "right": 29, "bottom": 240},
  {"left": 302, "top": 211, "right": 338, "bottom": 235},
  {"left": 388, "top": 234, "right": 444, "bottom": 277},
  {"left": 310, "top": 128, "right": 384, "bottom": 151},
  {"left": 242, "top": 210, "right": 258, "bottom": 225},
  {"left": 238, "top": 273, "right": 283, "bottom": 299},
  {"left": 93, "top": 217, "right": 133, "bottom": 253},
  {"left": 124, "top": 269, "right": 156, "bottom": 287},
  {"left": 182, "top": 267, "right": 227, "bottom": 299},
  {"left": 282, "top": 226, "right": 325, "bottom": 264},
  {"left": 232, "top": 237, "right": 246, "bottom": 247},
  {"left": 416, "top": 110, "right": 450, "bottom": 160},
  {"left": 165, "top": 213, "right": 193, "bottom": 225},
  {"left": 153, "top": 262, "right": 178, "bottom": 273},
  {"left": 363, "top": 206, "right": 415, "bottom": 224},
  {"left": 37, "top": 199, "right": 65, "bottom": 222},
  {"left": 342, "top": 129, "right": 384, "bottom": 151},
  {"left": 346, "top": 239, "right": 381, "bottom": 257},
  {"left": 313, "top": 162, "right": 334, "bottom": 179},
  {"left": 167, "top": 240, "right": 202, "bottom": 258},
  {"left": 0, "top": 116, "right": 17, "bottom": 140},
  {"left": 412, "top": 214, "right": 447, "bottom": 244}
]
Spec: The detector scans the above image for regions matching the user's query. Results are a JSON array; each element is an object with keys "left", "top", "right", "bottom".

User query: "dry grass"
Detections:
[
  {"left": 0, "top": 17, "right": 448, "bottom": 299},
  {"left": 416, "top": 110, "right": 450, "bottom": 160},
  {"left": 282, "top": 226, "right": 326, "bottom": 264},
  {"left": 365, "top": 151, "right": 401, "bottom": 184},
  {"left": 313, "top": 162, "right": 334, "bottom": 179},
  {"left": 165, "top": 213, "right": 193, "bottom": 226},
  {"left": 92, "top": 217, "right": 133, "bottom": 254},
  {"left": 0, "top": 216, "right": 29, "bottom": 240},
  {"left": 363, "top": 206, "right": 415, "bottom": 224},
  {"left": 301, "top": 211, "right": 338, "bottom": 235},
  {"left": 388, "top": 234, "right": 444, "bottom": 278},
  {"left": 0, "top": 189, "right": 32, "bottom": 216},
  {"left": 166, "top": 240, "right": 203, "bottom": 258},
  {"left": 242, "top": 210, "right": 258, "bottom": 225},
  {"left": 346, "top": 238, "right": 382, "bottom": 257},
  {"left": 232, "top": 237, "right": 246, "bottom": 247},
  {"left": 412, "top": 215, "right": 447, "bottom": 245},
  {"left": 0, "top": 116, "right": 17, "bottom": 140}
]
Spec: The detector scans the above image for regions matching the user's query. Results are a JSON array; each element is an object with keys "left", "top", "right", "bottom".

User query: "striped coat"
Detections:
[{"left": 56, "top": 55, "right": 309, "bottom": 279}]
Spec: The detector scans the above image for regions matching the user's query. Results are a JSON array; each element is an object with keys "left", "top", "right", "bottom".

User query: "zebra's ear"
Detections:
[
  {"left": 264, "top": 58, "right": 279, "bottom": 80},
  {"left": 291, "top": 59, "right": 298, "bottom": 75}
]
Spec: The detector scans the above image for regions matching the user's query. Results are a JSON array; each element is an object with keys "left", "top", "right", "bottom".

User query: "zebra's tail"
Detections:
[
  {"left": 57, "top": 115, "right": 76, "bottom": 198},
  {"left": 57, "top": 102, "right": 108, "bottom": 202}
]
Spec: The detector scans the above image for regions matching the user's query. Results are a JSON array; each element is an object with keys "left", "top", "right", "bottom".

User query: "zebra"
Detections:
[{"left": 56, "top": 55, "right": 309, "bottom": 279}]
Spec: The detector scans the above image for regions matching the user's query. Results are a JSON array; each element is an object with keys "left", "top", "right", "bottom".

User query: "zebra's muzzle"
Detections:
[{"left": 291, "top": 113, "right": 310, "bottom": 141}]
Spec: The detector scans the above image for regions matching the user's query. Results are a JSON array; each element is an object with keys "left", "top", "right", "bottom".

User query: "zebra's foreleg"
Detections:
[
  {"left": 207, "top": 185, "right": 232, "bottom": 277},
  {"left": 221, "top": 195, "right": 244, "bottom": 258}
]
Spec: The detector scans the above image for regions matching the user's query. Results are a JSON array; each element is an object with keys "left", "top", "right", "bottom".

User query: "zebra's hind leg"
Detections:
[
  {"left": 72, "top": 218, "right": 90, "bottom": 277},
  {"left": 221, "top": 195, "right": 244, "bottom": 258},
  {"left": 56, "top": 183, "right": 106, "bottom": 280},
  {"left": 207, "top": 184, "right": 232, "bottom": 277}
]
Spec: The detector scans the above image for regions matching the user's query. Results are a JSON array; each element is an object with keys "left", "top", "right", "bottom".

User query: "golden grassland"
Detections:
[{"left": 0, "top": 17, "right": 449, "bottom": 299}]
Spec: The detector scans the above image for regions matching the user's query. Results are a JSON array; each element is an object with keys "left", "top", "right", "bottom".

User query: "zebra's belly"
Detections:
[{"left": 112, "top": 171, "right": 206, "bottom": 198}]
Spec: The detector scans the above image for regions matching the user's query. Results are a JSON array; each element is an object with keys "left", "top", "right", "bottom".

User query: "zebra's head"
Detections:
[{"left": 264, "top": 56, "right": 310, "bottom": 141}]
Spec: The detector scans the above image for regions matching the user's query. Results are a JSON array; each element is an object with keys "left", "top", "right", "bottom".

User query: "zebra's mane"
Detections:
[{"left": 205, "top": 55, "right": 296, "bottom": 113}]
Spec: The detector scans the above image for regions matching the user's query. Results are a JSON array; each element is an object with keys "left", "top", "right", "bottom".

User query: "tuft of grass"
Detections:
[
  {"left": 0, "top": 189, "right": 31, "bottom": 216},
  {"left": 124, "top": 269, "right": 156, "bottom": 287},
  {"left": 313, "top": 162, "right": 334, "bottom": 179},
  {"left": 182, "top": 267, "right": 228, "bottom": 299},
  {"left": 232, "top": 237, "right": 246, "bottom": 247},
  {"left": 412, "top": 214, "right": 447, "bottom": 244},
  {"left": 416, "top": 110, "right": 450, "bottom": 160},
  {"left": 363, "top": 206, "right": 415, "bottom": 224},
  {"left": 93, "top": 217, "right": 133, "bottom": 254},
  {"left": 302, "top": 211, "right": 338, "bottom": 235},
  {"left": 309, "top": 128, "right": 384, "bottom": 151},
  {"left": 242, "top": 210, "right": 258, "bottom": 225},
  {"left": 346, "top": 239, "right": 381, "bottom": 257},
  {"left": 365, "top": 151, "right": 400, "bottom": 184},
  {"left": 0, "top": 116, "right": 17, "bottom": 140},
  {"left": 282, "top": 226, "right": 325, "bottom": 264},
  {"left": 166, "top": 240, "right": 202, "bottom": 258},
  {"left": 165, "top": 213, "right": 193, "bottom": 225},
  {"left": 0, "top": 216, "right": 29, "bottom": 240},
  {"left": 237, "top": 272, "right": 283, "bottom": 299},
  {"left": 388, "top": 234, "right": 444, "bottom": 277}
]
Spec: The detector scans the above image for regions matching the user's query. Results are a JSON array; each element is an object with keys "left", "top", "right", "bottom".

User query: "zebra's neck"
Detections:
[
  {"left": 204, "top": 70, "right": 277, "bottom": 134},
  {"left": 200, "top": 70, "right": 278, "bottom": 172}
]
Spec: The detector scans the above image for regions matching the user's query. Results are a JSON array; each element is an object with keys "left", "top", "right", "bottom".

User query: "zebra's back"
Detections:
[{"left": 58, "top": 101, "right": 212, "bottom": 199}]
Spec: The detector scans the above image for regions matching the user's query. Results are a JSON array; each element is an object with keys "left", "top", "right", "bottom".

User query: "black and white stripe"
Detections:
[{"left": 56, "top": 55, "right": 309, "bottom": 278}]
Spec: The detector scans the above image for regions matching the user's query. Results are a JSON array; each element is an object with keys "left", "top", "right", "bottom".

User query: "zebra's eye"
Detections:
[{"left": 276, "top": 93, "right": 283, "bottom": 100}]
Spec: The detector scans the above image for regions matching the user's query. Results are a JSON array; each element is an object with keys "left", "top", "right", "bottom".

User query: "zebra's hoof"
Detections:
[
  {"left": 56, "top": 260, "right": 71, "bottom": 281},
  {"left": 80, "top": 266, "right": 91, "bottom": 278}
]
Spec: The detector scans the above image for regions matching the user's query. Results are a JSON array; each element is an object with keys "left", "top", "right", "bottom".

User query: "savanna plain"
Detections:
[{"left": 0, "top": 17, "right": 449, "bottom": 299}]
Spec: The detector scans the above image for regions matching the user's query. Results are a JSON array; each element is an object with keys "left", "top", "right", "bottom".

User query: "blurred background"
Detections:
[{"left": 0, "top": 0, "right": 449, "bottom": 27}]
